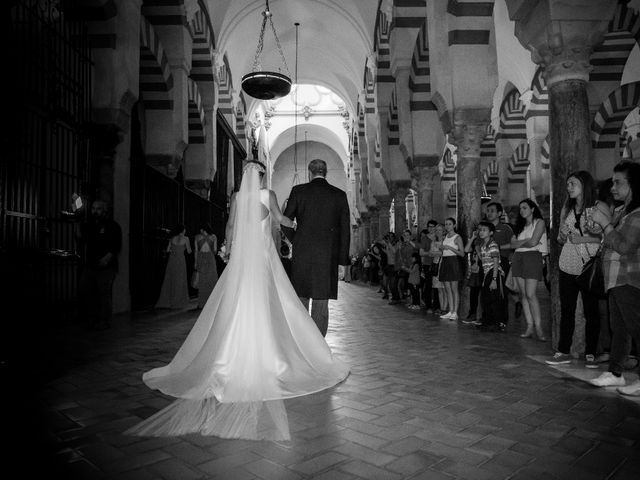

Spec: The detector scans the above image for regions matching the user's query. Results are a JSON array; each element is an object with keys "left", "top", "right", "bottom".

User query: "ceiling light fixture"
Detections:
[{"left": 241, "top": 0, "right": 292, "bottom": 100}]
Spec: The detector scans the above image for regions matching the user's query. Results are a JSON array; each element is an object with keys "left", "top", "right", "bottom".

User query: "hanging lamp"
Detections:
[
  {"left": 291, "top": 23, "right": 300, "bottom": 186},
  {"left": 241, "top": 0, "right": 292, "bottom": 100}
]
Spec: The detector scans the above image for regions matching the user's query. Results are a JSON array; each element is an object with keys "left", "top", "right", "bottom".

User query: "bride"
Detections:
[{"left": 125, "top": 160, "right": 349, "bottom": 441}]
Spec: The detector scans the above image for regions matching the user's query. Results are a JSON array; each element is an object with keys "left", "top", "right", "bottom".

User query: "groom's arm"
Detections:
[
  {"left": 281, "top": 187, "right": 298, "bottom": 242},
  {"left": 338, "top": 191, "right": 350, "bottom": 265}
]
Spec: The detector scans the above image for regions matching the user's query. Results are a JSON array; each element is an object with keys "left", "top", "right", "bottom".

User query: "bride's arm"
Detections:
[
  {"left": 269, "top": 190, "right": 294, "bottom": 228},
  {"left": 225, "top": 192, "right": 237, "bottom": 253}
]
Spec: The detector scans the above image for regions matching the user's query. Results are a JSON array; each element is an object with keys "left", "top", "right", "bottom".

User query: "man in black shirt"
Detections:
[{"left": 77, "top": 200, "right": 122, "bottom": 330}]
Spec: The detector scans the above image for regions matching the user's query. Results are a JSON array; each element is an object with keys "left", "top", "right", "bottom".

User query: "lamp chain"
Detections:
[{"left": 251, "top": 1, "right": 291, "bottom": 76}]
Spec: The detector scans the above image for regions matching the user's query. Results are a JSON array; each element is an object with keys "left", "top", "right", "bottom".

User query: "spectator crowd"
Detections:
[{"left": 352, "top": 161, "right": 640, "bottom": 398}]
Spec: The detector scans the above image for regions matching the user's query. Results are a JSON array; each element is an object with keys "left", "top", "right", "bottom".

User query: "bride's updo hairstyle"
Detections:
[{"left": 244, "top": 160, "right": 266, "bottom": 176}]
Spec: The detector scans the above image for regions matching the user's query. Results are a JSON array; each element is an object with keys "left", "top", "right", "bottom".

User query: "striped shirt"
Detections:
[
  {"left": 602, "top": 207, "right": 640, "bottom": 291},
  {"left": 479, "top": 240, "right": 500, "bottom": 275}
]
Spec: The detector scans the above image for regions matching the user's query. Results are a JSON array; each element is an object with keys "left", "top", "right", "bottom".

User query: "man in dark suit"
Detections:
[{"left": 283, "top": 159, "right": 351, "bottom": 336}]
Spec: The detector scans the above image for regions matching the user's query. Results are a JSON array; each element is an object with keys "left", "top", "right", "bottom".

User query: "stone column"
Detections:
[
  {"left": 406, "top": 194, "right": 416, "bottom": 233},
  {"left": 368, "top": 206, "right": 380, "bottom": 243},
  {"left": 528, "top": 133, "right": 547, "bottom": 201},
  {"left": 360, "top": 212, "right": 371, "bottom": 250},
  {"left": 374, "top": 195, "right": 392, "bottom": 236},
  {"left": 411, "top": 158, "right": 440, "bottom": 231},
  {"left": 545, "top": 52, "right": 594, "bottom": 352},
  {"left": 389, "top": 181, "right": 411, "bottom": 234},
  {"left": 447, "top": 110, "right": 489, "bottom": 319},
  {"left": 449, "top": 109, "right": 489, "bottom": 242}
]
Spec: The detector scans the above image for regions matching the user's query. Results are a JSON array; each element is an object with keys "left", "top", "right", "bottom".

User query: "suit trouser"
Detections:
[
  {"left": 300, "top": 297, "right": 329, "bottom": 337},
  {"left": 608, "top": 285, "right": 640, "bottom": 376}
]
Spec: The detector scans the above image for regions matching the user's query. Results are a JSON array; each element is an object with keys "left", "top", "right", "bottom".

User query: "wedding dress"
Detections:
[{"left": 125, "top": 163, "right": 349, "bottom": 440}]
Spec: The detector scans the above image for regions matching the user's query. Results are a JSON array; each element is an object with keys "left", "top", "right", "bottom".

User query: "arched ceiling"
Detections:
[
  {"left": 270, "top": 123, "right": 348, "bottom": 169},
  {"left": 207, "top": 0, "right": 377, "bottom": 115}
]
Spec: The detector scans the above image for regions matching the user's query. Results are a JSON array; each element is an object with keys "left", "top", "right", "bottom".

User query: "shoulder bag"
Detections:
[{"left": 575, "top": 243, "right": 605, "bottom": 297}]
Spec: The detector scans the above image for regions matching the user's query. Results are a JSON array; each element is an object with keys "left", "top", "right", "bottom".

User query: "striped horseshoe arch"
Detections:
[
  {"left": 387, "top": 87, "right": 399, "bottom": 146},
  {"left": 217, "top": 54, "right": 234, "bottom": 117},
  {"left": 447, "top": 183, "right": 457, "bottom": 210},
  {"left": 374, "top": 10, "right": 393, "bottom": 84},
  {"left": 431, "top": 91, "right": 451, "bottom": 134},
  {"left": 235, "top": 94, "right": 247, "bottom": 144},
  {"left": 524, "top": 67, "right": 548, "bottom": 120},
  {"left": 358, "top": 106, "right": 366, "bottom": 157},
  {"left": 508, "top": 143, "right": 530, "bottom": 184},
  {"left": 374, "top": 136, "right": 381, "bottom": 169},
  {"left": 410, "top": 19, "right": 435, "bottom": 112},
  {"left": 541, "top": 135, "right": 549, "bottom": 170},
  {"left": 480, "top": 125, "right": 496, "bottom": 159},
  {"left": 483, "top": 159, "right": 499, "bottom": 196},
  {"left": 187, "top": 78, "right": 205, "bottom": 144},
  {"left": 497, "top": 88, "right": 526, "bottom": 141},
  {"left": 190, "top": 2, "right": 216, "bottom": 83},
  {"left": 441, "top": 148, "right": 456, "bottom": 182},
  {"left": 590, "top": 3, "right": 640, "bottom": 85},
  {"left": 363, "top": 65, "right": 376, "bottom": 114},
  {"left": 591, "top": 81, "right": 640, "bottom": 150},
  {"left": 139, "top": 16, "right": 174, "bottom": 110},
  {"left": 446, "top": 0, "right": 494, "bottom": 46}
]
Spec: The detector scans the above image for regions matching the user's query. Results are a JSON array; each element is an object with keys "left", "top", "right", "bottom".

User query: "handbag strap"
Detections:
[{"left": 571, "top": 242, "right": 587, "bottom": 265}]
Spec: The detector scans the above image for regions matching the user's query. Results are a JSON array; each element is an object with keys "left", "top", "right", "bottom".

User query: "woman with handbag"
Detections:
[
  {"left": 589, "top": 162, "right": 640, "bottom": 396},
  {"left": 545, "top": 171, "right": 602, "bottom": 368}
]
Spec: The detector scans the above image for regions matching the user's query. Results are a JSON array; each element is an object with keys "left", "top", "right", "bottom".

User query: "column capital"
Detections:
[
  {"left": 533, "top": 38, "right": 593, "bottom": 85},
  {"left": 411, "top": 164, "right": 439, "bottom": 187},
  {"left": 388, "top": 179, "right": 412, "bottom": 194},
  {"left": 408, "top": 154, "right": 440, "bottom": 170},
  {"left": 506, "top": 0, "right": 616, "bottom": 86},
  {"left": 374, "top": 194, "right": 392, "bottom": 209},
  {"left": 449, "top": 109, "right": 491, "bottom": 157}
]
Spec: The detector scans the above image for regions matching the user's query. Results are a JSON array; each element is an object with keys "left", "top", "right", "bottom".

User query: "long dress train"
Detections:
[{"left": 126, "top": 168, "right": 349, "bottom": 440}]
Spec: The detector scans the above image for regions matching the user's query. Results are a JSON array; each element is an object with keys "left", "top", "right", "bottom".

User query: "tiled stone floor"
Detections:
[{"left": 21, "top": 282, "right": 640, "bottom": 479}]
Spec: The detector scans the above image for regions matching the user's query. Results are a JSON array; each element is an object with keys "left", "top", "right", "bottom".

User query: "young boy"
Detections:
[{"left": 475, "top": 221, "right": 507, "bottom": 331}]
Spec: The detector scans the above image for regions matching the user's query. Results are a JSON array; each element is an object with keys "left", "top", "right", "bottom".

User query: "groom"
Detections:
[{"left": 283, "top": 159, "right": 351, "bottom": 336}]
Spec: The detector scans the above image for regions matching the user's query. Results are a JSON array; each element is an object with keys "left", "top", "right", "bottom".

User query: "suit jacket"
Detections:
[{"left": 283, "top": 177, "right": 350, "bottom": 299}]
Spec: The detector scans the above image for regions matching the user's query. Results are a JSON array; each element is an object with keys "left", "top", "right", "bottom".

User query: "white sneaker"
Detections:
[
  {"left": 617, "top": 380, "right": 640, "bottom": 397},
  {"left": 590, "top": 372, "right": 626, "bottom": 387},
  {"left": 449, "top": 313, "right": 458, "bottom": 321},
  {"left": 439, "top": 312, "right": 453, "bottom": 319}
]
